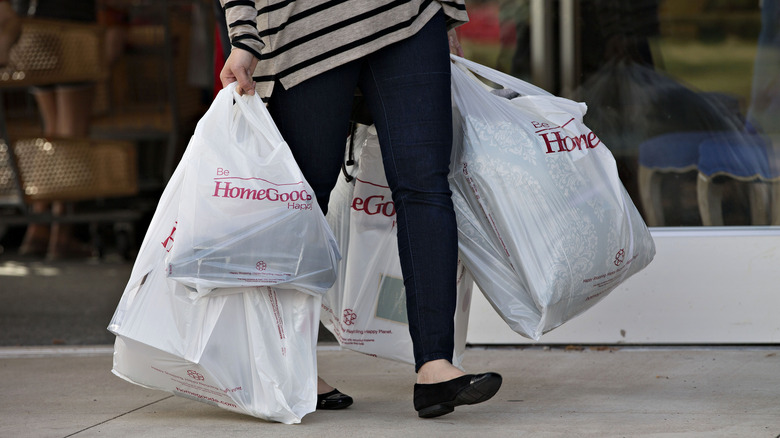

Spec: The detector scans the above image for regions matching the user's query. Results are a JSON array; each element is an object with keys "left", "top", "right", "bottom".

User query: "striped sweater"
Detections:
[{"left": 221, "top": 0, "right": 468, "bottom": 100}]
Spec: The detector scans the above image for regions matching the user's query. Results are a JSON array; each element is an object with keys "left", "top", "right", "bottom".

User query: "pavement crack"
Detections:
[{"left": 62, "top": 395, "right": 174, "bottom": 437}]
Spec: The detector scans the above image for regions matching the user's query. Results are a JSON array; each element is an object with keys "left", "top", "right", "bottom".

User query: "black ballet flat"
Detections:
[
  {"left": 413, "top": 372, "right": 502, "bottom": 418},
  {"left": 317, "top": 388, "right": 354, "bottom": 410}
]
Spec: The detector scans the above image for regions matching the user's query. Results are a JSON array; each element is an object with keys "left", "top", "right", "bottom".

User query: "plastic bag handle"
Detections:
[
  {"left": 225, "top": 82, "right": 285, "bottom": 150},
  {"left": 450, "top": 54, "right": 553, "bottom": 97}
]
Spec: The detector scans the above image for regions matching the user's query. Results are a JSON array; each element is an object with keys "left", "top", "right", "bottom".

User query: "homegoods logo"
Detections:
[
  {"left": 352, "top": 178, "right": 396, "bottom": 218},
  {"left": 212, "top": 177, "right": 313, "bottom": 210},
  {"left": 534, "top": 119, "right": 602, "bottom": 154}
]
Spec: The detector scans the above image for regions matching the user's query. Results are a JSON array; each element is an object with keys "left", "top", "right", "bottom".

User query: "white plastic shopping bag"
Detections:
[
  {"left": 108, "top": 83, "right": 324, "bottom": 423},
  {"left": 320, "top": 125, "right": 364, "bottom": 343},
  {"left": 110, "top": 220, "right": 319, "bottom": 423},
  {"left": 166, "top": 82, "right": 340, "bottom": 297},
  {"left": 449, "top": 55, "right": 655, "bottom": 340},
  {"left": 321, "top": 125, "right": 473, "bottom": 366},
  {"left": 110, "top": 279, "right": 319, "bottom": 424}
]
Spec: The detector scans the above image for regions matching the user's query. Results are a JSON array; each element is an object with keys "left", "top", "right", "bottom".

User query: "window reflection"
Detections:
[{"left": 457, "top": 0, "right": 779, "bottom": 227}]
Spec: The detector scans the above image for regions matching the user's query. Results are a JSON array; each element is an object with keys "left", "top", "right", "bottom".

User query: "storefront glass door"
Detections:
[{"left": 458, "top": 0, "right": 780, "bottom": 344}]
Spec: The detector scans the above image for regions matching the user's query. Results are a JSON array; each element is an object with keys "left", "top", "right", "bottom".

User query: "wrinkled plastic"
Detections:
[
  {"left": 108, "top": 83, "right": 323, "bottom": 423},
  {"left": 110, "top": 249, "right": 319, "bottom": 424},
  {"left": 321, "top": 125, "right": 473, "bottom": 366},
  {"left": 449, "top": 55, "right": 656, "bottom": 340},
  {"left": 109, "top": 279, "right": 319, "bottom": 424},
  {"left": 166, "top": 83, "right": 340, "bottom": 297}
]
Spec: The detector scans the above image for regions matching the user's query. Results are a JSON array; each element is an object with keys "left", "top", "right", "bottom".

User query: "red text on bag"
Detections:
[
  {"left": 161, "top": 221, "right": 177, "bottom": 252},
  {"left": 533, "top": 119, "right": 602, "bottom": 154},
  {"left": 212, "top": 180, "right": 312, "bottom": 210},
  {"left": 351, "top": 194, "right": 396, "bottom": 217}
]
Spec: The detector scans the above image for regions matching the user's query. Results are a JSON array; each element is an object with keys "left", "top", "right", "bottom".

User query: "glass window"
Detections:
[{"left": 457, "top": 0, "right": 778, "bottom": 227}]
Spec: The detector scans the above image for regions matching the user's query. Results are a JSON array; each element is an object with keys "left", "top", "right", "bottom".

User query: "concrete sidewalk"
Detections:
[
  {"left": 2, "top": 345, "right": 779, "bottom": 438},
  {"left": 1, "top": 251, "right": 779, "bottom": 437}
]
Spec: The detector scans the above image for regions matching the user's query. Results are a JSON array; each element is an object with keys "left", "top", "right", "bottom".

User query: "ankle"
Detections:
[
  {"left": 317, "top": 377, "right": 334, "bottom": 394},
  {"left": 416, "top": 359, "right": 466, "bottom": 385}
]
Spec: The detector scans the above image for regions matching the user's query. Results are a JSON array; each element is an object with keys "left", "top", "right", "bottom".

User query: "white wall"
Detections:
[{"left": 466, "top": 227, "right": 780, "bottom": 345}]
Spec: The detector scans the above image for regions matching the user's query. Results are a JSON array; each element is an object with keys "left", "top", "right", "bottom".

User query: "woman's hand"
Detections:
[{"left": 220, "top": 47, "right": 259, "bottom": 95}]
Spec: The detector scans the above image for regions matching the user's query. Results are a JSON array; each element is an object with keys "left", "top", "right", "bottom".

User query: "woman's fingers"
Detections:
[{"left": 220, "top": 48, "right": 259, "bottom": 95}]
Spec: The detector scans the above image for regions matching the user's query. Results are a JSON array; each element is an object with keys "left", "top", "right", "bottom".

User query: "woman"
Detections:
[{"left": 219, "top": 0, "right": 502, "bottom": 418}]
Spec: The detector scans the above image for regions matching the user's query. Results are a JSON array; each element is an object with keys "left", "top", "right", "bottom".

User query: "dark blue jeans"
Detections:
[{"left": 268, "top": 11, "right": 457, "bottom": 372}]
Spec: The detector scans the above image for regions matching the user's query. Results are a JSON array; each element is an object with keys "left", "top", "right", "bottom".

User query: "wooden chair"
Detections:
[{"left": 0, "top": 18, "right": 141, "bottom": 258}]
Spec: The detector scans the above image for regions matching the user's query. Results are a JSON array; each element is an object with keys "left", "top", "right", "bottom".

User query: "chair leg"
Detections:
[
  {"left": 772, "top": 181, "right": 780, "bottom": 226},
  {"left": 747, "top": 181, "right": 770, "bottom": 226},
  {"left": 697, "top": 173, "right": 724, "bottom": 226},
  {"left": 637, "top": 166, "right": 664, "bottom": 227}
]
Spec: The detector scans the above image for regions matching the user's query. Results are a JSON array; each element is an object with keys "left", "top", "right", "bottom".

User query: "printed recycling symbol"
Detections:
[
  {"left": 343, "top": 309, "right": 357, "bottom": 325},
  {"left": 614, "top": 249, "right": 625, "bottom": 266},
  {"left": 187, "top": 370, "right": 205, "bottom": 381}
]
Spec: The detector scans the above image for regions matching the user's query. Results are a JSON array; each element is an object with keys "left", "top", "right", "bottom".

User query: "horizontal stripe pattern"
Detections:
[{"left": 221, "top": 0, "right": 467, "bottom": 100}]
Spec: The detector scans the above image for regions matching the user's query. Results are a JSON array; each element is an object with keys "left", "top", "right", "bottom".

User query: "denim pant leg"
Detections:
[
  {"left": 267, "top": 62, "right": 362, "bottom": 214},
  {"left": 359, "top": 11, "right": 458, "bottom": 371}
]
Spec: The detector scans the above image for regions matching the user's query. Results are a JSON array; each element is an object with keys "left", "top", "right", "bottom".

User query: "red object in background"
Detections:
[
  {"left": 213, "top": 25, "right": 225, "bottom": 99},
  {"left": 456, "top": 4, "right": 501, "bottom": 43},
  {"left": 500, "top": 21, "right": 517, "bottom": 47}
]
